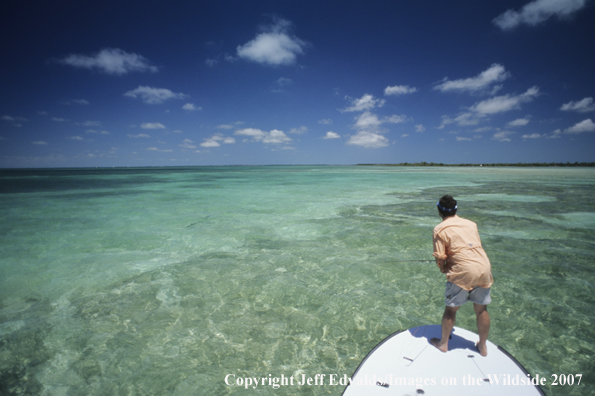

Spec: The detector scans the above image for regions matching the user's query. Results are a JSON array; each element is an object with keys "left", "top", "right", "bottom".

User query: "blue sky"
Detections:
[{"left": 1, "top": 0, "right": 594, "bottom": 167}]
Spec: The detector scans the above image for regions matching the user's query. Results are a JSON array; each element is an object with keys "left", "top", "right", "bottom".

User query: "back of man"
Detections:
[{"left": 433, "top": 215, "right": 493, "bottom": 291}]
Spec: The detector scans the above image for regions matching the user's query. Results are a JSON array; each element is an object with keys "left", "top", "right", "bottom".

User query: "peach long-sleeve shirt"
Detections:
[{"left": 433, "top": 215, "right": 493, "bottom": 291}]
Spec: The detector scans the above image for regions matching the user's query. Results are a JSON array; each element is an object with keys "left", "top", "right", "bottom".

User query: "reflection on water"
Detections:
[{"left": 0, "top": 166, "right": 593, "bottom": 395}]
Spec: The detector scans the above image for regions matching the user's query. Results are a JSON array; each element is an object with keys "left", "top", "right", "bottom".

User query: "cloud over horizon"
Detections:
[
  {"left": 384, "top": 85, "right": 418, "bottom": 96},
  {"left": 201, "top": 134, "right": 236, "bottom": 148},
  {"left": 565, "top": 118, "right": 595, "bottom": 134},
  {"left": 141, "top": 122, "right": 166, "bottom": 129},
  {"left": 346, "top": 131, "right": 389, "bottom": 148},
  {"left": 341, "top": 94, "right": 385, "bottom": 113},
  {"left": 561, "top": 97, "right": 595, "bottom": 112},
  {"left": 469, "top": 86, "right": 540, "bottom": 115},
  {"left": 434, "top": 64, "right": 510, "bottom": 93},
  {"left": 234, "top": 128, "right": 292, "bottom": 145},
  {"left": 237, "top": 18, "right": 307, "bottom": 66},
  {"left": 124, "top": 86, "right": 189, "bottom": 104},
  {"left": 55, "top": 48, "right": 159, "bottom": 75},
  {"left": 493, "top": 0, "right": 589, "bottom": 30},
  {"left": 440, "top": 87, "right": 540, "bottom": 129}
]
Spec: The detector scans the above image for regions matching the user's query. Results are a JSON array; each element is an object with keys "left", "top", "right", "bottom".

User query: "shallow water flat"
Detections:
[{"left": 0, "top": 166, "right": 593, "bottom": 395}]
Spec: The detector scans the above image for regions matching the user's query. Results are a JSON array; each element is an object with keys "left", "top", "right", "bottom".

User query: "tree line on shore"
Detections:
[{"left": 357, "top": 162, "right": 595, "bottom": 167}]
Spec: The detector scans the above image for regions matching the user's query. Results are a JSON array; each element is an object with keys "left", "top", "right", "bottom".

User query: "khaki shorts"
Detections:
[{"left": 445, "top": 281, "right": 491, "bottom": 307}]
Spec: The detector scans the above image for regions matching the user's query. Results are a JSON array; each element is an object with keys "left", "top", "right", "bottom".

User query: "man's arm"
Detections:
[{"left": 433, "top": 231, "right": 448, "bottom": 273}]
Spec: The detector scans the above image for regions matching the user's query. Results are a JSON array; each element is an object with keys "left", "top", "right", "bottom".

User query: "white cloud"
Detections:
[
  {"left": 522, "top": 133, "right": 544, "bottom": 139},
  {"left": 3, "top": 115, "right": 27, "bottom": 122},
  {"left": 141, "top": 122, "right": 165, "bottom": 129},
  {"left": 289, "top": 126, "right": 308, "bottom": 134},
  {"left": 180, "top": 139, "right": 197, "bottom": 149},
  {"left": 86, "top": 129, "right": 110, "bottom": 135},
  {"left": 342, "top": 94, "right": 385, "bottom": 112},
  {"left": 3, "top": 115, "right": 28, "bottom": 127},
  {"left": 564, "top": 118, "right": 595, "bottom": 134},
  {"left": 32, "top": 141, "right": 49, "bottom": 145},
  {"left": 183, "top": 103, "right": 202, "bottom": 111},
  {"left": 127, "top": 133, "right": 150, "bottom": 138},
  {"left": 345, "top": 104, "right": 408, "bottom": 149},
  {"left": 473, "top": 127, "right": 497, "bottom": 133},
  {"left": 81, "top": 121, "right": 100, "bottom": 127},
  {"left": 456, "top": 136, "right": 473, "bottom": 141},
  {"left": 548, "top": 129, "right": 563, "bottom": 138},
  {"left": 354, "top": 112, "right": 382, "bottom": 130},
  {"left": 493, "top": 131, "right": 514, "bottom": 141},
  {"left": 415, "top": 124, "right": 426, "bottom": 132},
  {"left": 469, "top": 86, "right": 540, "bottom": 115},
  {"left": 56, "top": 48, "right": 159, "bottom": 75},
  {"left": 561, "top": 97, "right": 595, "bottom": 112},
  {"left": 69, "top": 136, "right": 84, "bottom": 141},
  {"left": 385, "top": 114, "right": 408, "bottom": 124},
  {"left": 323, "top": 131, "right": 340, "bottom": 139},
  {"left": 234, "top": 128, "right": 266, "bottom": 140},
  {"left": 493, "top": 0, "right": 588, "bottom": 30},
  {"left": 434, "top": 64, "right": 510, "bottom": 93},
  {"left": 52, "top": 117, "right": 69, "bottom": 122},
  {"left": 234, "top": 128, "right": 292, "bottom": 144},
  {"left": 263, "top": 129, "right": 292, "bottom": 144},
  {"left": 275, "top": 77, "right": 293, "bottom": 86},
  {"left": 201, "top": 134, "right": 236, "bottom": 147},
  {"left": 237, "top": 18, "right": 306, "bottom": 66},
  {"left": 217, "top": 122, "right": 243, "bottom": 130},
  {"left": 507, "top": 118, "right": 530, "bottom": 126},
  {"left": 439, "top": 113, "right": 482, "bottom": 129},
  {"left": 441, "top": 88, "right": 538, "bottom": 129},
  {"left": 318, "top": 119, "right": 332, "bottom": 125},
  {"left": 353, "top": 112, "right": 408, "bottom": 130},
  {"left": 384, "top": 85, "right": 418, "bottom": 96},
  {"left": 147, "top": 147, "right": 173, "bottom": 152},
  {"left": 201, "top": 140, "right": 220, "bottom": 148},
  {"left": 205, "top": 58, "right": 218, "bottom": 67},
  {"left": 347, "top": 132, "right": 389, "bottom": 148},
  {"left": 72, "top": 99, "right": 90, "bottom": 105},
  {"left": 124, "top": 86, "right": 188, "bottom": 104}
]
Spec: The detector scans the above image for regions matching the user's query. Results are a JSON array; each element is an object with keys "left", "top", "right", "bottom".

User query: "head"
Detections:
[{"left": 437, "top": 195, "right": 457, "bottom": 218}]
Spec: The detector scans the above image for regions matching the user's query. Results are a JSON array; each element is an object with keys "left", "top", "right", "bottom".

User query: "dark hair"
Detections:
[{"left": 437, "top": 195, "right": 457, "bottom": 217}]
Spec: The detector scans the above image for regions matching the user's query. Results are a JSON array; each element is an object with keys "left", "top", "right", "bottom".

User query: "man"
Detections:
[{"left": 430, "top": 195, "right": 493, "bottom": 356}]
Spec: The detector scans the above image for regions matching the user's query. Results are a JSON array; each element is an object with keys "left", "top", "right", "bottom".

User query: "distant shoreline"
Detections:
[
  {"left": 2, "top": 163, "right": 595, "bottom": 171},
  {"left": 357, "top": 162, "right": 595, "bottom": 167}
]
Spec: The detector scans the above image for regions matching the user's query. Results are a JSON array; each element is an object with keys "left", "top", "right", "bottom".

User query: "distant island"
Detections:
[{"left": 357, "top": 162, "right": 595, "bottom": 167}]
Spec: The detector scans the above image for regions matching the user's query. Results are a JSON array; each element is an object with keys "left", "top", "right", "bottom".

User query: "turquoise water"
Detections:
[{"left": 1, "top": 166, "right": 593, "bottom": 395}]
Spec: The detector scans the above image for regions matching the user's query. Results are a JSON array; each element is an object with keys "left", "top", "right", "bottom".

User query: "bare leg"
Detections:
[
  {"left": 473, "top": 303, "right": 490, "bottom": 356},
  {"left": 431, "top": 306, "right": 459, "bottom": 353}
]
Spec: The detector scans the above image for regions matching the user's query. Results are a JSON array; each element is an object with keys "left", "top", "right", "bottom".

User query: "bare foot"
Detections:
[
  {"left": 476, "top": 342, "right": 488, "bottom": 357},
  {"left": 430, "top": 337, "right": 448, "bottom": 353}
]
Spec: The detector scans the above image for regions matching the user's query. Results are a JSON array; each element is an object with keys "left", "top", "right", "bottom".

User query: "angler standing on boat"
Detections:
[{"left": 430, "top": 195, "right": 493, "bottom": 356}]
